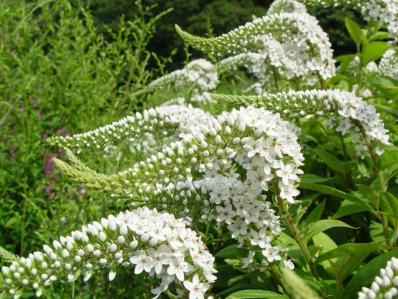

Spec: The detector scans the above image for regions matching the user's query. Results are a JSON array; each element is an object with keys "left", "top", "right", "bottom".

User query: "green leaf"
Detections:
[
  {"left": 375, "top": 104, "right": 398, "bottom": 118},
  {"left": 337, "top": 248, "right": 374, "bottom": 282},
  {"left": 380, "top": 192, "right": 398, "bottom": 216},
  {"left": 312, "top": 232, "right": 338, "bottom": 277},
  {"left": 281, "top": 269, "right": 321, "bottom": 299},
  {"left": 300, "top": 183, "right": 374, "bottom": 211},
  {"left": 216, "top": 245, "right": 248, "bottom": 259},
  {"left": 369, "top": 31, "right": 390, "bottom": 41},
  {"left": 342, "top": 249, "right": 398, "bottom": 298},
  {"left": 300, "top": 174, "right": 337, "bottom": 185},
  {"left": 362, "top": 42, "right": 389, "bottom": 65},
  {"left": 226, "top": 290, "right": 288, "bottom": 299},
  {"left": 313, "top": 148, "right": 350, "bottom": 175},
  {"left": 299, "top": 183, "right": 347, "bottom": 198},
  {"left": 345, "top": 17, "right": 363, "bottom": 47},
  {"left": 316, "top": 243, "right": 385, "bottom": 264},
  {"left": 334, "top": 54, "right": 355, "bottom": 73},
  {"left": 302, "top": 201, "right": 325, "bottom": 226},
  {"left": 334, "top": 200, "right": 369, "bottom": 218},
  {"left": 0, "top": 246, "right": 17, "bottom": 263},
  {"left": 380, "top": 192, "right": 398, "bottom": 227},
  {"left": 304, "top": 219, "right": 354, "bottom": 243},
  {"left": 370, "top": 77, "right": 398, "bottom": 95}
]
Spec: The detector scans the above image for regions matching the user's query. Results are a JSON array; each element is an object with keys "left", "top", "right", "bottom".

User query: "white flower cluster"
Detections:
[
  {"left": 195, "top": 173, "right": 285, "bottom": 266},
  {"left": 358, "top": 257, "right": 398, "bottom": 299},
  {"left": 379, "top": 48, "right": 398, "bottom": 79},
  {"left": 147, "top": 59, "right": 219, "bottom": 104},
  {"left": 215, "top": 33, "right": 323, "bottom": 89},
  {"left": 216, "top": 52, "right": 268, "bottom": 81},
  {"left": 268, "top": 0, "right": 307, "bottom": 14},
  {"left": 299, "top": 0, "right": 398, "bottom": 39},
  {"left": 52, "top": 105, "right": 304, "bottom": 266},
  {"left": 0, "top": 207, "right": 216, "bottom": 299},
  {"left": 218, "top": 89, "right": 390, "bottom": 154},
  {"left": 361, "top": 0, "right": 398, "bottom": 40},
  {"left": 176, "top": 4, "right": 335, "bottom": 81}
]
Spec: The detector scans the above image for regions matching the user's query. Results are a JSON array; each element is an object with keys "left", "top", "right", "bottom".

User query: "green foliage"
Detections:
[{"left": 0, "top": 0, "right": 168, "bottom": 296}]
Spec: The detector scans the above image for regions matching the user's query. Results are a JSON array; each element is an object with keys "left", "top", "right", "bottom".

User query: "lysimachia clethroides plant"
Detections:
[{"left": 1, "top": 0, "right": 396, "bottom": 298}]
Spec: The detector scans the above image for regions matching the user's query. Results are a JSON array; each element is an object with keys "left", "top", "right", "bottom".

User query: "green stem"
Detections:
[
  {"left": 392, "top": 227, "right": 398, "bottom": 246},
  {"left": 316, "top": 72, "right": 326, "bottom": 89},
  {"left": 355, "top": 122, "right": 379, "bottom": 174},
  {"left": 166, "top": 290, "right": 179, "bottom": 299},
  {"left": 271, "top": 264, "right": 282, "bottom": 281},
  {"left": 277, "top": 198, "right": 320, "bottom": 280},
  {"left": 381, "top": 214, "right": 392, "bottom": 247},
  {"left": 271, "top": 66, "right": 280, "bottom": 90},
  {"left": 355, "top": 123, "right": 393, "bottom": 246},
  {"left": 129, "top": 88, "right": 148, "bottom": 98}
]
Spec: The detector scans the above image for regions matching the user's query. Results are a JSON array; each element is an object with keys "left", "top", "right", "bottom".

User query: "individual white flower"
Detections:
[
  {"left": 276, "top": 162, "right": 299, "bottom": 185},
  {"left": 284, "top": 259, "right": 295, "bottom": 270},
  {"left": 183, "top": 274, "right": 208, "bottom": 299},
  {"left": 167, "top": 257, "right": 190, "bottom": 282}
]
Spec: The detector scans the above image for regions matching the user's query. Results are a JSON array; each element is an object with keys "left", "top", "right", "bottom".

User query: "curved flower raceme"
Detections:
[
  {"left": 50, "top": 105, "right": 304, "bottom": 267},
  {"left": 48, "top": 105, "right": 217, "bottom": 155},
  {"left": 175, "top": 9, "right": 335, "bottom": 80},
  {"left": 213, "top": 89, "right": 390, "bottom": 154},
  {"left": 358, "top": 257, "right": 398, "bottom": 299},
  {"left": 0, "top": 207, "right": 216, "bottom": 299}
]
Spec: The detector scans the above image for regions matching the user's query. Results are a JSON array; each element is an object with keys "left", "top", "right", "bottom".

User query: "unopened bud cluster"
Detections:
[
  {"left": 358, "top": 257, "right": 398, "bottom": 299},
  {"left": 48, "top": 105, "right": 216, "bottom": 154},
  {"left": 1, "top": 207, "right": 216, "bottom": 299}
]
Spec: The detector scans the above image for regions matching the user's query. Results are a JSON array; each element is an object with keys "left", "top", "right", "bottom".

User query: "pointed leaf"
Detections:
[
  {"left": 316, "top": 243, "right": 385, "bottom": 264},
  {"left": 312, "top": 232, "right": 338, "bottom": 277},
  {"left": 362, "top": 42, "right": 389, "bottom": 65},
  {"left": 304, "top": 220, "right": 354, "bottom": 243},
  {"left": 313, "top": 148, "right": 350, "bottom": 175},
  {"left": 216, "top": 245, "right": 248, "bottom": 259},
  {"left": 334, "top": 200, "right": 369, "bottom": 218},
  {"left": 302, "top": 201, "right": 325, "bottom": 226},
  {"left": 345, "top": 17, "right": 363, "bottom": 47}
]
